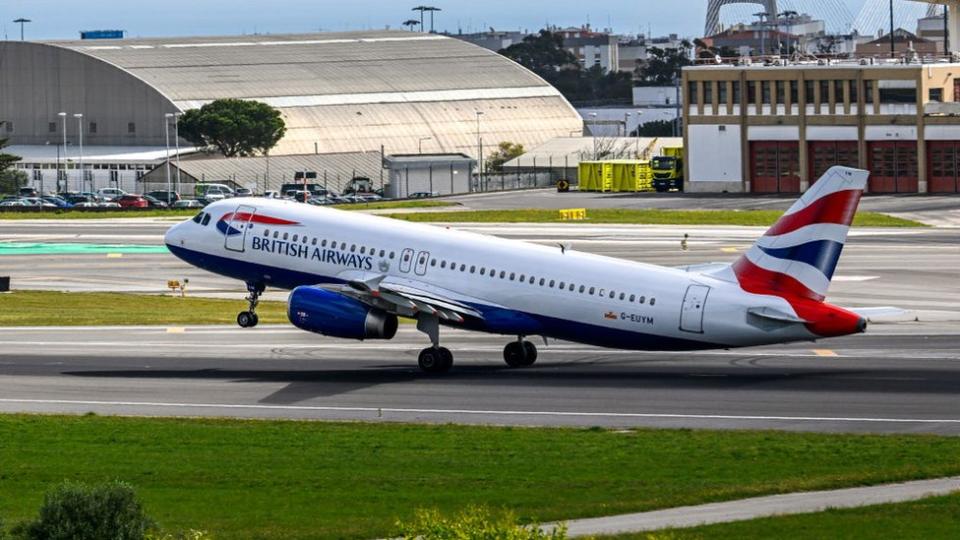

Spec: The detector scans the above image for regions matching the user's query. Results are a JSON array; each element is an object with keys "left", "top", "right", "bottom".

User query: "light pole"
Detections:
[
  {"left": 58, "top": 112, "right": 67, "bottom": 194},
  {"left": 424, "top": 6, "right": 441, "bottom": 33},
  {"left": 589, "top": 112, "right": 598, "bottom": 159},
  {"left": 412, "top": 6, "right": 427, "bottom": 32},
  {"left": 889, "top": 0, "right": 896, "bottom": 58},
  {"left": 623, "top": 112, "right": 631, "bottom": 137},
  {"left": 475, "top": 111, "right": 484, "bottom": 178},
  {"left": 73, "top": 114, "right": 84, "bottom": 192},
  {"left": 778, "top": 10, "right": 798, "bottom": 57},
  {"left": 171, "top": 112, "right": 183, "bottom": 196},
  {"left": 418, "top": 136, "right": 432, "bottom": 153},
  {"left": 636, "top": 111, "right": 644, "bottom": 139},
  {"left": 13, "top": 18, "right": 31, "bottom": 41},
  {"left": 164, "top": 113, "right": 173, "bottom": 204},
  {"left": 754, "top": 11, "right": 769, "bottom": 56}
]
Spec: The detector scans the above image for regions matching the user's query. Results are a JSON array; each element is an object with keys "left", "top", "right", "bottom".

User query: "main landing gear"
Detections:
[
  {"left": 416, "top": 314, "right": 453, "bottom": 374},
  {"left": 237, "top": 282, "right": 265, "bottom": 328},
  {"left": 503, "top": 337, "right": 537, "bottom": 368}
]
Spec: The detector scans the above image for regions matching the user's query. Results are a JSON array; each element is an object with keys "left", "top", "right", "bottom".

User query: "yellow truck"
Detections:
[{"left": 651, "top": 147, "right": 684, "bottom": 192}]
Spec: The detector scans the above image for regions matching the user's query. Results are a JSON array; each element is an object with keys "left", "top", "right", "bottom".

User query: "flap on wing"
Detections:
[
  {"left": 323, "top": 274, "right": 484, "bottom": 321},
  {"left": 747, "top": 306, "right": 809, "bottom": 324}
]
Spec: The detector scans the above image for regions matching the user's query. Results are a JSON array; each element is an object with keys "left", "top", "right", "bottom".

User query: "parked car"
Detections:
[
  {"left": 234, "top": 188, "right": 253, "bottom": 197},
  {"left": 409, "top": 191, "right": 439, "bottom": 198},
  {"left": 21, "top": 197, "right": 59, "bottom": 208},
  {"left": 195, "top": 184, "right": 234, "bottom": 202},
  {"left": 65, "top": 194, "right": 98, "bottom": 206},
  {"left": 117, "top": 195, "right": 150, "bottom": 209},
  {"left": 96, "top": 188, "right": 128, "bottom": 201},
  {"left": 263, "top": 191, "right": 281, "bottom": 199},
  {"left": 146, "top": 191, "right": 181, "bottom": 205},
  {"left": 17, "top": 187, "right": 38, "bottom": 197},
  {"left": 142, "top": 194, "right": 168, "bottom": 209},
  {"left": 172, "top": 199, "right": 205, "bottom": 209},
  {"left": 42, "top": 196, "right": 74, "bottom": 209},
  {"left": 0, "top": 199, "right": 29, "bottom": 207}
]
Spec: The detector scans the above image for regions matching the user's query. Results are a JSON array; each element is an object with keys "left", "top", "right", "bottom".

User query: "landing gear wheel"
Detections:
[
  {"left": 521, "top": 341, "right": 538, "bottom": 366},
  {"left": 504, "top": 340, "right": 537, "bottom": 368},
  {"left": 419, "top": 347, "right": 453, "bottom": 374},
  {"left": 237, "top": 311, "right": 258, "bottom": 328}
]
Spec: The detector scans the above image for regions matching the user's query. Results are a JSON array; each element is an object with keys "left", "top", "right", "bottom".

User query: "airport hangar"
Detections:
[{"left": 0, "top": 30, "right": 583, "bottom": 194}]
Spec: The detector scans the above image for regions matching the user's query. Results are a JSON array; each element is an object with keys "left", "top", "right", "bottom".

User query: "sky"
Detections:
[{"left": 0, "top": 0, "right": 870, "bottom": 41}]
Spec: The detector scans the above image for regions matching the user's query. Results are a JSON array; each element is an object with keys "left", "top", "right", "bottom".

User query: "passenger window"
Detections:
[
  {"left": 430, "top": 259, "right": 437, "bottom": 267},
  {"left": 639, "top": 296, "right": 645, "bottom": 304},
  {"left": 390, "top": 252, "right": 396, "bottom": 259},
  {"left": 360, "top": 246, "right": 366, "bottom": 254},
  {"left": 559, "top": 281, "right": 565, "bottom": 289},
  {"left": 264, "top": 229, "right": 270, "bottom": 237},
  {"left": 529, "top": 276, "right": 535, "bottom": 284},
  {"left": 499, "top": 271, "right": 506, "bottom": 279},
  {"left": 321, "top": 239, "right": 327, "bottom": 247},
  {"left": 490, "top": 270, "right": 496, "bottom": 279},
  {"left": 650, "top": 298, "right": 656, "bottom": 306},
  {"left": 609, "top": 291, "right": 615, "bottom": 299},
  {"left": 539, "top": 278, "right": 545, "bottom": 286},
  {"left": 440, "top": 261, "right": 446, "bottom": 269},
  {"left": 629, "top": 294, "right": 635, "bottom": 302},
  {"left": 403, "top": 253, "right": 410, "bottom": 262},
  {"left": 459, "top": 264, "right": 466, "bottom": 271},
  {"left": 549, "top": 280, "right": 555, "bottom": 288},
  {"left": 579, "top": 285, "right": 585, "bottom": 293},
  {"left": 312, "top": 238, "right": 317, "bottom": 246},
  {"left": 351, "top": 244, "right": 357, "bottom": 252},
  {"left": 509, "top": 273, "right": 515, "bottom": 281},
  {"left": 619, "top": 292, "right": 625, "bottom": 300},
  {"left": 569, "top": 283, "right": 575, "bottom": 291},
  {"left": 303, "top": 236, "right": 309, "bottom": 244},
  {"left": 379, "top": 250, "right": 385, "bottom": 257},
  {"left": 273, "top": 231, "right": 279, "bottom": 239},
  {"left": 283, "top": 233, "right": 289, "bottom": 240},
  {"left": 589, "top": 287, "right": 595, "bottom": 295},
  {"left": 519, "top": 274, "right": 525, "bottom": 282},
  {"left": 292, "top": 234, "right": 298, "bottom": 242}
]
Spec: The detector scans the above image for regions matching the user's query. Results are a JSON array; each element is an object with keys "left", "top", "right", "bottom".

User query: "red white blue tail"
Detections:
[{"left": 733, "top": 166, "right": 868, "bottom": 303}]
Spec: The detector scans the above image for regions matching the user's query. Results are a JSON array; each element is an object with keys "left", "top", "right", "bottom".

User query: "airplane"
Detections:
[{"left": 164, "top": 166, "right": 870, "bottom": 373}]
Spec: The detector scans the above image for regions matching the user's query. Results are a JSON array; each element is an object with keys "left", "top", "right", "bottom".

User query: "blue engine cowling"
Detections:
[{"left": 287, "top": 286, "right": 398, "bottom": 340}]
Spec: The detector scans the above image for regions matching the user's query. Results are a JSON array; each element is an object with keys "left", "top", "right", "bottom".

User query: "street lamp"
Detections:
[
  {"left": 12, "top": 18, "right": 31, "bottom": 41},
  {"left": 475, "top": 111, "right": 484, "bottom": 177},
  {"left": 778, "top": 10, "right": 798, "bottom": 57},
  {"left": 623, "top": 112, "right": 631, "bottom": 137},
  {"left": 754, "top": 11, "right": 769, "bottom": 56},
  {"left": 164, "top": 113, "right": 174, "bottom": 205},
  {"left": 73, "top": 114, "right": 84, "bottom": 192},
  {"left": 58, "top": 112, "right": 67, "bottom": 194},
  {"left": 418, "top": 136, "right": 432, "bottom": 153},
  {"left": 171, "top": 112, "right": 183, "bottom": 196},
  {"left": 635, "top": 111, "right": 644, "bottom": 139},
  {"left": 588, "top": 112, "right": 598, "bottom": 159}
]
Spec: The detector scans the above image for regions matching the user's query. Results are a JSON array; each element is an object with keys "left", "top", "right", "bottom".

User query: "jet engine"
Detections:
[{"left": 287, "top": 286, "right": 398, "bottom": 340}]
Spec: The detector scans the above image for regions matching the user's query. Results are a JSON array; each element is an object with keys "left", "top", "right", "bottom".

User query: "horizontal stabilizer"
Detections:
[{"left": 747, "top": 306, "right": 809, "bottom": 324}]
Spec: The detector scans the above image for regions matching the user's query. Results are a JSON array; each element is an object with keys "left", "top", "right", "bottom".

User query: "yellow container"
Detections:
[{"left": 580, "top": 160, "right": 654, "bottom": 192}]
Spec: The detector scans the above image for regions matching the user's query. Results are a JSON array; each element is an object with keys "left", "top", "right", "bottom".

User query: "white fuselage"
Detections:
[{"left": 165, "top": 198, "right": 816, "bottom": 350}]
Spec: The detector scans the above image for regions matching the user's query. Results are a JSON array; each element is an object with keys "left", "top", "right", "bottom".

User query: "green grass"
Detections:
[
  {"left": 0, "top": 209, "right": 199, "bottom": 220},
  {"left": 384, "top": 208, "right": 925, "bottom": 227},
  {"left": 609, "top": 493, "right": 960, "bottom": 539},
  {"left": 333, "top": 200, "right": 457, "bottom": 211},
  {"left": 0, "top": 291, "right": 289, "bottom": 326},
  {"left": 2, "top": 416, "right": 960, "bottom": 539}
]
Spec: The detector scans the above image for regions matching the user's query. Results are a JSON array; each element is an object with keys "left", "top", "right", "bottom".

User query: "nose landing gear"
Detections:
[{"left": 237, "top": 282, "right": 265, "bottom": 328}]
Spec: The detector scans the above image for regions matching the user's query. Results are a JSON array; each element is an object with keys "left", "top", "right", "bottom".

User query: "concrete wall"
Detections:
[
  {"left": 0, "top": 42, "right": 179, "bottom": 146},
  {"left": 687, "top": 124, "right": 742, "bottom": 192},
  {"left": 385, "top": 163, "right": 472, "bottom": 198}
]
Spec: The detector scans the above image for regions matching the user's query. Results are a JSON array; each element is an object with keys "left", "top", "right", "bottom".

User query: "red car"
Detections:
[{"left": 117, "top": 195, "right": 149, "bottom": 209}]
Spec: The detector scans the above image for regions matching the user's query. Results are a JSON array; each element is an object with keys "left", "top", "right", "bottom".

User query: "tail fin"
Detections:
[{"left": 732, "top": 166, "right": 869, "bottom": 302}]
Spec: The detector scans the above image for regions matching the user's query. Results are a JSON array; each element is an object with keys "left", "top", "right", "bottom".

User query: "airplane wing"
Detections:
[{"left": 319, "top": 272, "right": 484, "bottom": 323}]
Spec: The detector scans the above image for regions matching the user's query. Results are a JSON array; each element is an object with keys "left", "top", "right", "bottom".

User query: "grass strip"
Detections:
[
  {"left": 0, "top": 291, "right": 289, "bottom": 326},
  {"left": 384, "top": 208, "right": 925, "bottom": 227},
  {"left": 609, "top": 493, "right": 960, "bottom": 539},
  {"left": 1, "top": 416, "right": 959, "bottom": 539}
]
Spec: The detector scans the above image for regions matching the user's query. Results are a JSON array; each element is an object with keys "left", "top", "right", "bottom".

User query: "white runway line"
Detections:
[{"left": 0, "top": 398, "right": 958, "bottom": 424}]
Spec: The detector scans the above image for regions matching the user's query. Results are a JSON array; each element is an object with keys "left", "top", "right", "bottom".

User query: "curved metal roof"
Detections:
[{"left": 40, "top": 30, "right": 582, "bottom": 156}]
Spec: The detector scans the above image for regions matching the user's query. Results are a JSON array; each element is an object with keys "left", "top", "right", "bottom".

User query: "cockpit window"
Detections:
[
  {"left": 192, "top": 212, "right": 203, "bottom": 224},
  {"left": 201, "top": 213, "right": 211, "bottom": 226}
]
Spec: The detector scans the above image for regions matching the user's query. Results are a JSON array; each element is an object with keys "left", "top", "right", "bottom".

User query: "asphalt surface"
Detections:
[
  {"left": 0, "top": 323, "right": 958, "bottom": 434},
  {"left": 0, "top": 201, "right": 957, "bottom": 434}
]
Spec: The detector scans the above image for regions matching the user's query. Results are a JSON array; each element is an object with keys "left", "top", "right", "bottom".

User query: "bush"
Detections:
[
  {"left": 12, "top": 481, "right": 154, "bottom": 540},
  {"left": 396, "top": 506, "right": 567, "bottom": 540}
]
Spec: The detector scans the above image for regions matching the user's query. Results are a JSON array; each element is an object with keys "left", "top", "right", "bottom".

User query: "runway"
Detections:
[
  {"left": 0, "top": 211, "right": 957, "bottom": 434},
  {"left": 0, "top": 323, "right": 957, "bottom": 434}
]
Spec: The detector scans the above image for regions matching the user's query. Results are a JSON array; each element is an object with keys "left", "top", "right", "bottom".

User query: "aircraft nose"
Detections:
[{"left": 164, "top": 221, "right": 184, "bottom": 248}]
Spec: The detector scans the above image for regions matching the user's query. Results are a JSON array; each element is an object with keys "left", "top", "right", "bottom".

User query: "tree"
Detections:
[
  {"left": 12, "top": 481, "right": 154, "bottom": 540},
  {"left": 485, "top": 141, "right": 525, "bottom": 172},
  {"left": 635, "top": 42, "right": 692, "bottom": 86},
  {"left": 632, "top": 119, "right": 675, "bottom": 137},
  {"left": 178, "top": 99, "right": 286, "bottom": 158},
  {"left": 0, "top": 121, "right": 21, "bottom": 175},
  {"left": 0, "top": 169, "right": 28, "bottom": 195},
  {"left": 499, "top": 30, "right": 579, "bottom": 77}
]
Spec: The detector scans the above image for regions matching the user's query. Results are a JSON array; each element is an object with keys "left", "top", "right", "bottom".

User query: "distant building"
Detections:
[
  {"left": 553, "top": 26, "right": 620, "bottom": 73},
  {"left": 618, "top": 33, "right": 690, "bottom": 75},
  {"left": 383, "top": 154, "right": 475, "bottom": 198},
  {"left": 451, "top": 29, "right": 528, "bottom": 52},
  {"left": 854, "top": 28, "right": 939, "bottom": 57},
  {"left": 701, "top": 25, "right": 800, "bottom": 57}
]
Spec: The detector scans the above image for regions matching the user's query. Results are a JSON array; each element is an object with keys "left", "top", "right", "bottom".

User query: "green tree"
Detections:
[
  {"left": 485, "top": 141, "right": 525, "bottom": 172},
  {"left": 0, "top": 169, "right": 28, "bottom": 195},
  {"left": 178, "top": 99, "right": 286, "bottom": 157},
  {"left": 636, "top": 42, "right": 692, "bottom": 86},
  {"left": 12, "top": 481, "right": 154, "bottom": 540},
  {"left": 0, "top": 121, "right": 21, "bottom": 175},
  {"left": 499, "top": 31, "right": 579, "bottom": 77},
  {"left": 632, "top": 119, "right": 676, "bottom": 137}
]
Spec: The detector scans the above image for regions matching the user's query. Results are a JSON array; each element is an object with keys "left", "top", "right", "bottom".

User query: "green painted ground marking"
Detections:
[{"left": 0, "top": 242, "right": 169, "bottom": 255}]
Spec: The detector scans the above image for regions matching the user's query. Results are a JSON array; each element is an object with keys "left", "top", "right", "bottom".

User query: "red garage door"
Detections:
[
  {"left": 927, "top": 141, "right": 960, "bottom": 193},
  {"left": 809, "top": 141, "right": 859, "bottom": 185},
  {"left": 750, "top": 141, "right": 800, "bottom": 193},
  {"left": 867, "top": 141, "right": 918, "bottom": 193}
]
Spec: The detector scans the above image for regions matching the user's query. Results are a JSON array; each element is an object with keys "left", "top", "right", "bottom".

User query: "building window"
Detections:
[
  {"left": 789, "top": 81, "right": 799, "bottom": 105},
  {"left": 761, "top": 81, "right": 771, "bottom": 105},
  {"left": 687, "top": 81, "right": 698, "bottom": 105},
  {"left": 128, "top": 122, "right": 136, "bottom": 134},
  {"left": 929, "top": 88, "right": 944, "bottom": 102},
  {"left": 879, "top": 87, "right": 917, "bottom": 104},
  {"left": 835, "top": 80, "right": 845, "bottom": 105},
  {"left": 804, "top": 80, "right": 815, "bottom": 106},
  {"left": 864, "top": 80, "right": 875, "bottom": 103},
  {"left": 717, "top": 82, "right": 728, "bottom": 106},
  {"left": 4, "top": 122, "right": 12, "bottom": 133},
  {"left": 48, "top": 122, "right": 56, "bottom": 133},
  {"left": 748, "top": 81, "right": 757, "bottom": 104},
  {"left": 89, "top": 122, "right": 97, "bottom": 134},
  {"left": 848, "top": 80, "right": 858, "bottom": 104},
  {"left": 731, "top": 81, "right": 741, "bottom": 105},
  {"left": 819, "top": 80, "right": 830, "bottom": 106},
  {"left": 702, "top": 82, "right": 713, "bottom": 105}
]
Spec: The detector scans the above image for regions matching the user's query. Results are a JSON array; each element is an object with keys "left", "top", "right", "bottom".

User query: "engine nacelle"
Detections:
[{"left": 287, "top": 286, "right": 398, "bottom": 340}]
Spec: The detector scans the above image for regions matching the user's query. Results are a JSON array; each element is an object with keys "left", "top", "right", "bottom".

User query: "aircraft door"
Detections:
[
  {"left": 224, "top": 205, "right": 257, "bottom": 253},
  {"left": 399, "top": 248, "right": 415, "bottom": 273},
  {"left": 414, "top": 251, "right": 430, "bottom": 276},
  {"left": 679, "top": 284, "right": 710, "bottom": 333}
]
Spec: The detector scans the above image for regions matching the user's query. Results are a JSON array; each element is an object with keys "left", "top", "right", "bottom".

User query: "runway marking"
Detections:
[
  {"left": 166, "top": 327, "right": 186, "bottom": 334},
  {"left": 0, "top": 398, "right": 958, "bottom": 425},
  {"left": 832, "top": 276, "right": 879, "bottom": 282},
  {"left": 106, "top": 253, "right": 123, "bottom": 258},
  {"left": 720, "top": 247, "right": 739, "bottom": 253},
  {"left": 813, "top": 349, "right": 838, "bottom": 357}
]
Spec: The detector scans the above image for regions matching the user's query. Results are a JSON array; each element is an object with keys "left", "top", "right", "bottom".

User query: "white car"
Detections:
[
  {"left": 0, "top": 199, "right": 29, "bottom": 207},
  {"left": 96, "top": 188, "right": 128, "bottom": 201}
]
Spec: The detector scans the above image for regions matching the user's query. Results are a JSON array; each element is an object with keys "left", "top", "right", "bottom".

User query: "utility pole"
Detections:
[
  {"left": 889, "top": 0, "right": 896, "bottom": 58},
  {"left": 13, "top": 18, "right": 30, "bottom": 41},
  {"left": 58, "top": 112, "right": 67, "bottom": 193},
  {"left": 74, "top": 114, "right": 84, "bottom": 192},
  {"left": 172, "top": 112, "right": 183, "bottom": 196}
]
